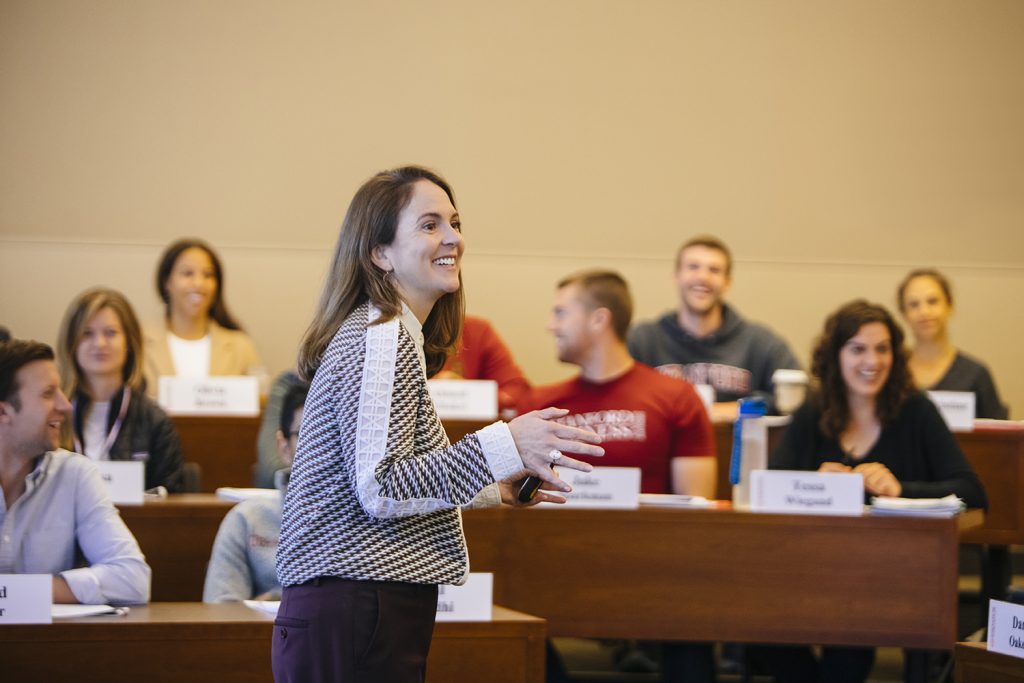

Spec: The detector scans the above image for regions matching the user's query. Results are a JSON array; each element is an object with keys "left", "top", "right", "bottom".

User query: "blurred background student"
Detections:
[
  {"left": 57, "top": 287, "right": 185, "bottom": 492},
  {"left": 897, "top": 268, "right": 1008, "bottom": 419},
  {"left": 434, "top": 314, "right": 531, "bottom": 416},
  {"left": 205, "top": 381, "right": 307, "bottom": 602},
  {"left": 144, "top": 238, "right": 264, "bottom": 396}
]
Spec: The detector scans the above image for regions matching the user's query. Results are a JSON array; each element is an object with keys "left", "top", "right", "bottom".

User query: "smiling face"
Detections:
[
  {"left": 75, "top": 306, "right": 128, "bottom": 386},
  {"left": 674, "top": 245, "right": 731, "bottom": 316},
  {"left": 0, "top": 360, "right": 72, "bottom": 457},
  {"left": 900, "top": 275, "right": 952, "bottom": 343},
  {"left": 372, "top": 179, "right": 464, "bottom": 321},
  {"left": 164, "top": 247, "right": 217, "bottom": 323},
  {"left": 839, "top": 322, "right": 893, "bottom": 402}
]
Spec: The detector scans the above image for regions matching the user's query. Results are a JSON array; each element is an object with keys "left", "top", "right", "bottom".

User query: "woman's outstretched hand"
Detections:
[{"left": 506, "top": 407, "right": 604, "bottom": 494}]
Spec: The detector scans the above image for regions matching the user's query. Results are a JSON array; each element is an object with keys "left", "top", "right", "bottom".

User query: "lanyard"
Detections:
[{"left": 74, "top": 386, "right": 131, "bottom": 459}]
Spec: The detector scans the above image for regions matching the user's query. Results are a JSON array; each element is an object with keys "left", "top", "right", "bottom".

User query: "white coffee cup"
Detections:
[{"left": 772, "top": 369, "right": 809, "bottom": 414}]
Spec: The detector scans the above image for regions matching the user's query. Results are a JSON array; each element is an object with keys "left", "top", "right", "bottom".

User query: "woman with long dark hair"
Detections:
[
  {"left": 272, "top": 166, "right": 602, "bottom": 682},
  {"left": 763, "top": 299, "right": 985, "bottom": 683},
  {"left": 144, "top": 238, "right": 263, "bottom": 396}
]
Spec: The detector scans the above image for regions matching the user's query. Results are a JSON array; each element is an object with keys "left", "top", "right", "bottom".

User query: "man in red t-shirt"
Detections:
[{"left": 523, "top": 270, "right": 715, "bottom": 496}]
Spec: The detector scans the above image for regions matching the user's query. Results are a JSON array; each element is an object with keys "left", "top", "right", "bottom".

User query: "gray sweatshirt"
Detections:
[
  {"left": 627, "top": 304, "right": 801, "bottom": 406},
  {"left": 202, "top": 472, "right": 288, "bottom": 603}
]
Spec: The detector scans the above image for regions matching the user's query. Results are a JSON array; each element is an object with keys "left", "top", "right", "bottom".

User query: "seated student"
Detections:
[
  {"left": 524, "top": 270, "right": 715, "bottom": 495},
  {"left": 435, "top": 315, "right": 531, "bottom": 416},
  {"left": 56, "top": 287, "right": 185, "bottom": 491},
  {"left": 0, "top": 339, "right": 150, "bottom": 605},
  {"left": 627, "top": 235, "right": 802, "bottom": 419},
  {"left": 897, "top": 268, "right": 1008, "bottom": 419},
  {"left": 254, "top": 369, "right": 302, "bottom": 488},
  {"left": 144, "top": 238, "right": 264, "bottom": 397},
  {"left": 204, "top": 382, "right": 307, "bottom": 602},
  {"left": 761, "top": 300, "right": 986, "bottom": 683},
  {"left": 523, "top": 271, "right": 716, "bottom": 683}
]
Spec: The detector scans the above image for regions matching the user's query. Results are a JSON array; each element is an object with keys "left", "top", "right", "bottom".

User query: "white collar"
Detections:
[{"left": 398, "top": 302, "right": 427, "bottom": 375}]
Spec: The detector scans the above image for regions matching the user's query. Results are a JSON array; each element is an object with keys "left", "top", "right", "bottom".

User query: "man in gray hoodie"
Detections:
[{"left": 627, "top": 235, "right": 801, "bottom": 419}]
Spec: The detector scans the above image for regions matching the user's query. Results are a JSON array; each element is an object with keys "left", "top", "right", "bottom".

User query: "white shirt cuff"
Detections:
[
  {"left": 475, "top": 421, "right": 523, "bottom": 481},
  {"left": 60, "top": 567, "right": 102, "bottom": 605}
]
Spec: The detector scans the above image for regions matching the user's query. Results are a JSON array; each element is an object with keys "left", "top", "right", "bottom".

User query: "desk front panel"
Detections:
[
  {"left": 171, "top": 415, "right": 261, "bottom": 492},
  {"left": 0, "top": 603, "right": 544, "bottom": 683},
  {"left": 463, "top": 506, "right": 961, "bottom": 648},
  {"left": 119, "top": 495, "right": 236, "bottom": 601},
  {"left": 955, "top": 641, "right": 1024, "bottom": 682}
]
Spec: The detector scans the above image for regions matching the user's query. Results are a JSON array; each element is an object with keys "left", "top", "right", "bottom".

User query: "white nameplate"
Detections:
[
  {"left": 547, "top": 466, "right": 641, "bottom": 510},
  {"left": 427, "top": 379, "right": 498, "bottom": 420},
  {"left": 927, "top": 391, "right": 976, "bottom": 432},
  {"left": 158, "top": 376, "right": 260, "bottom": 416},
  {"left": 988, "top": 599, "right": 1024, "bottom": 659},
  {"left": 751, "top": 470, "right": 864, "bottom": 516},
  {"left": 96, "top": 461, "right": 145, "bottom": 504},
  {"left": 694, "top": 384, "right": 715, "bottom": 412},
  {"left": 0, "top": 574, "right": 53, "bottom": 624},
  {"left": 435, "top": 572, "right": 492, "bottom": 621}
]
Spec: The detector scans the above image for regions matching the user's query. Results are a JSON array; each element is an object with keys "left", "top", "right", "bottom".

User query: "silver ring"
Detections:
[{"left": 548, "top": 449, "right": 562, "bottom": 463}]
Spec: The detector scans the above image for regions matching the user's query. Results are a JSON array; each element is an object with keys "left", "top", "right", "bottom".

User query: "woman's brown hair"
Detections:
[
  {"left": 811, "top": 299, "right": 913, "bottom": 438},
  {"left": 297, "top": 166, "right": 464, "bottom": 380}
]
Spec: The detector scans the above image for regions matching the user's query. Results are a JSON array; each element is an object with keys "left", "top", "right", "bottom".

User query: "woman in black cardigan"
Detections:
[
  {"left": 759, "top": 299, "right": 986, "bottom": 683},
  {"left": 57, "top": 287, "right": 184, "bottom": 492}
]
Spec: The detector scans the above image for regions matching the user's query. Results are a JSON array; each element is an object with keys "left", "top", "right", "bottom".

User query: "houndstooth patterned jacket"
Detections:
[{"left": 277, "top": 303, "right": 522, "bottom": 586}]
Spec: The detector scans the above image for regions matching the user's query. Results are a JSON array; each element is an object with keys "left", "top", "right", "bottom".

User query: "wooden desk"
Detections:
[
  {"left": 0, "top": 603, "right": 545, "bottom": 683},
  {"left": 955, "top": 641, "right": 1024, "bottom": 682},
  {"left": 956, "top": 426, "right": 1024, "bottom": 546},
  {"left": 463, "top": 505, "right": 976, "bottom": 649},
  {"left": 119, "top": 495, "right": 236, "bottom": 601},
  {"left": 171, "top": 414, "right": 261, "bottom": 492}
]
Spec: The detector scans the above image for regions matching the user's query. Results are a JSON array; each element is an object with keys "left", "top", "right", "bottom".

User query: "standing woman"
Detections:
[
  {"left": 897, "top": 268, "right": 1008, "bottom": 419},
  {"left": 57, "top": 287, "right": 185, "bottom": 492},
  {"left": 144, "top": 238, "right": 264, "bottom": 397},
  {"left": 273, "top": 166, "right": 603, "bottom": 682},
  {"left": 764, "top": 300, "right": 986, "bottom": 683}
]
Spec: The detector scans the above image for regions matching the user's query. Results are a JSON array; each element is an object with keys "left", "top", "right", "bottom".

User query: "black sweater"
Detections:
[{"left": 770, "top": 392, "right": 987, "bottom": 509}]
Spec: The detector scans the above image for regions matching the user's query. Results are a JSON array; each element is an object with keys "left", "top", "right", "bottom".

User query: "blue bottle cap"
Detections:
[{"left": 738, "top": 397, "right": 767, "bottom": 417}]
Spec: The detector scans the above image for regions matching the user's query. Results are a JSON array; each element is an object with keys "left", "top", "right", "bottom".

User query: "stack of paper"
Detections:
[
  {"left": 639, "top": 494, "right": 713, "bottom": 508},
  {"left": 52, "top": 604, "right": 123, "bottom": 619},
  {"left": 216, "top": 488, "right": 281, "bottom": 502},
  {"left": 244, "top": 600, "right": 281, "bottom": 615},
  {"left": 870, "top": 494, "right": 965, "bottom": 517}
]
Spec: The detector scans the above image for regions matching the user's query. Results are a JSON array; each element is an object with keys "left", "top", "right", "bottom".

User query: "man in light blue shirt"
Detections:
[{"left": 0, "top": 339, "right": 150, "bottom": 605}]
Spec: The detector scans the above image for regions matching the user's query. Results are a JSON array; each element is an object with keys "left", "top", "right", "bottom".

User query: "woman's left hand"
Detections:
[
  {"left": 497, "top": 476, "right": 568, "bottom": 507},
  {"left": 853, "top": 462, "right": 902, "bottom": 497}
]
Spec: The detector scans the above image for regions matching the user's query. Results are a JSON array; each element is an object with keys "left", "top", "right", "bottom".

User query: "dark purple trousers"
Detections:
[{"left": 271, "top": 577, "right": 439, "bottom": 682}]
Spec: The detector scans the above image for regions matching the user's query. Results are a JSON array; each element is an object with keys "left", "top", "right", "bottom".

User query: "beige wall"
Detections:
[{"left": 2, "top": 1, "right": 1022, "bottom": 416}]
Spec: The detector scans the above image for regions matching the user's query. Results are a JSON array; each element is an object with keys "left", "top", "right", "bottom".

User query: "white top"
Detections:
[
  {"left": 82, "top": 401, "right": 111, "bottom": 460},
  {"left": 167, "top": 333, "right": 212, "bottom": 378}
]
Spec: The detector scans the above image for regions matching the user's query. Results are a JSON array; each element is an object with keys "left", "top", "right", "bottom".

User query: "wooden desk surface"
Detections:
[
  {"left": 955, "top": 641, "right": 1024, "bottom": 682},
  {"left": 0, "top": 603, "right": 545, "bottom": 683},
  {"left": 463, "top": 505, "right": 971, "bottom": 649}
]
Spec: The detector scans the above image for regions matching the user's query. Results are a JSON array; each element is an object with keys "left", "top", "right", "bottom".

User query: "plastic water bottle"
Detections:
[{"left": 730, "top": 397, "right": 768, "bottom": 509}]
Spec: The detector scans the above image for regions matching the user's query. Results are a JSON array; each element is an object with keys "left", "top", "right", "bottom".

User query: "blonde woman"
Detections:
[{"left": 57, "top": 287, "right": 184, "bottom": 491}]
